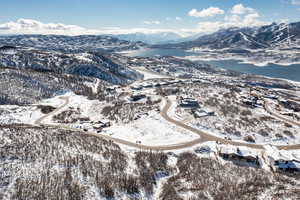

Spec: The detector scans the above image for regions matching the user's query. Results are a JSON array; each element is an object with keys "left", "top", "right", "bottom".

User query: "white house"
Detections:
[{"left": 265, "top": 146, "right": 300, "bottom": 172}]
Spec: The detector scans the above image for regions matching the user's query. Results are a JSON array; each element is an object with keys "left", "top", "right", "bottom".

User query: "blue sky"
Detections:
[{"left": 0, "top": 0, "right": 299, "bottom": 35}]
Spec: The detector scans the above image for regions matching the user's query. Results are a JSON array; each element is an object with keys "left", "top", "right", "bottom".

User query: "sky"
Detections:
[{"left": 0, "top": 0, "right": 299, "bottom": 36}]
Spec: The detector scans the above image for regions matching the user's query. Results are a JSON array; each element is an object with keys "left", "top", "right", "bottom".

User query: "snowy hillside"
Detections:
[
  {"left": 0, "top": 34, "right": 147, "bottom": 53},
  {"left": 0, "top": 125, "right": 299, "bottom": 199},
  {"left": 0, "top": 67, "right": 111, "bottom": 105},
  {"left": 114, "top": 32, "right": 183, "bottom": 44},
  {"left": 157, "top": 22, "right": 300, "bottom": 50},
  {"left": 0, "top": 47, "right": 143, "bottom": 85}
]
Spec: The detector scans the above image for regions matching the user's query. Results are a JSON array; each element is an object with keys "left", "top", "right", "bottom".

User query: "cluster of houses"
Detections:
[
  {"left": 240, "top": 92, "right": 264, "bottom": 107},
  {"left": 130, "top": 79, "right": 183, "bottom": 91},
  {"left": 279, "top": 99, "right": 300, "bottom": 113},
  {"left": 213, "top": 144, "right": 300, "bottom": 172},
  {"left": 130, "top": 78, "right": 204, "bottom": 92},
  {"left": 74, "top": 120, "right": 111, "bottom": 133},
  {"left": 177, "top": 96, "right": 215, "bottom": 117}
]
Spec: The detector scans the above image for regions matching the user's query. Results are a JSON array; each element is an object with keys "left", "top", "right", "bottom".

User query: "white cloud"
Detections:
[
  {"left": 231, "top": 4, "right": 256, "bottom": 15},
  {"left": 188, "top": 7, "right": 225, "bottom": 18},
  {"left": 0, "top": 18, "right": 189, "bottom": 36},
  {"left": 0, "top": 18, "right": 88, "bottom": 35},
  {"left": 243, "top": 13, "right": 261, "bottom": 25},
  {"left": 0, "top": 16, "right": 268, "bottom": 38},
  {"left": 165, "top": 17, "right": 183, "bottom": 22},
  {"left": 196, "top": 21, "right": 224, "bottom": 33},
  {"left": 292, "top": 0, "right": 300, "bottom": 5},
  {"left": 143, "top": 20, "right": 161, "bottom": 25},
  {"left": 195, "top": 12, "right": 266, "bottom": 34},
  {"left": 224, "top": 14, "right": 242, "bottom": 23}
]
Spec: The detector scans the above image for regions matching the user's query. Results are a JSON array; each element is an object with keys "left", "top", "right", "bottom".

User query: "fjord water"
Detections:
[{"left": 125, "top": 49, "right": 300, "bottom": 82}]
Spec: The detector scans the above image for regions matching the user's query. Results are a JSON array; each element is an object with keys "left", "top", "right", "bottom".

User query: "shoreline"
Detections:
[
  {"left": 182, "top": 57, "right": 300, "bottom": 85},
  {"left": 118, "top": 48, "right": 300, "bottom": 84},
  {"left": 184, "top": 55, "right": 300, "bottom": 67}
]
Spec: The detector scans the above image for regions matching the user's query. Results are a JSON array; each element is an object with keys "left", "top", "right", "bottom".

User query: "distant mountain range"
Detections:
[
  {"left": 1, "top": 22, "right": 299, "bottom": 86},
  {"left": 113, "top": 32, "right": 184, "bottom": 44},
  {"left": 0, "top": 34, "right": 146, "bottom": 53},
  {"left": 154, "top": 22, "right": 300, "bottom": 50}
]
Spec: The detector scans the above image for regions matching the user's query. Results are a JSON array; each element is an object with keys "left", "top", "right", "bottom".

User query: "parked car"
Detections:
[{"left": 195, "top": 146, "right": 211, "bottom": 154}]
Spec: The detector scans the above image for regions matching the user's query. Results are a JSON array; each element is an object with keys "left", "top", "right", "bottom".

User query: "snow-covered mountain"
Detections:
[
  {"left": 255, "top": 22, "right": 300, "bottom": 48},
  {"left": 0, "top": 34, "right": 146, "bottom": 53},
  {"left": 156, "top": 22, "right": 300, "bottom": 50},
  {"left": 113, "top": 32, "right": 183, "bottom": 44},
  {"left": 0, "top": 47, "right": 142, "bottom": 84}
]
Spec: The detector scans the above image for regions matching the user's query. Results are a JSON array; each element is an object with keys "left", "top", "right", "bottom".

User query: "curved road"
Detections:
[
  {"left": 264, "top": 99, "right": 300, "bottom": 127},
  {"left": 35, "top": 96, "right": 70, "bottom": 125},
  {"left": 35, "top": 96, "right": 300, "bottom": 151},
  {"left": 35, "top": 96, "right": 204, "bottom": 151}
]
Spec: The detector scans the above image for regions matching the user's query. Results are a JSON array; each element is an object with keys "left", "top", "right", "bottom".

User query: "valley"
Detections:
[{"left": 1, "top": 27, "right": 300, "bottom": 199}]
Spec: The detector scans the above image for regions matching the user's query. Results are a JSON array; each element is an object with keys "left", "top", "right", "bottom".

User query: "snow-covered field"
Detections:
[
  {"left": 0, "top": 105, "right": 42, "bottom": 125},
  {"left": 103, "top": 110, "right": 199, "bottom": 146},
  {"left": 5, "top": 92, "right": 199, "bottom": 147},
  {"left": 133, "top": 67, "right": 169, "bottom": 80},
  {"left": 0, "top": 92, "right": 107, "bottom": 125}
]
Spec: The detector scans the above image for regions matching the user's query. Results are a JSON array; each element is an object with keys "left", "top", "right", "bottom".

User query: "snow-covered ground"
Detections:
[
  {"left": 133, "top": 67, "right": 170, "bottom": 80},
  {"left": 185, "top": 48, "right": 300, "bottom": 67},
  {"left": 171, "top": 83, "right": 300, "bottom": 146},
  {"left": 0, "top": 105, "right": 43, "bottom": 125},
  {"left": 0, "top": 92, "right": 107, "bottom": 125},
  {"left": 41, "top": 92, "right": 108, "bottom": 124},
  {"left": 102, "top": 110, "right": 199, "bottom": 146},
  {"left": 4, "top": 92, "right": 198, "bottom": 147}
]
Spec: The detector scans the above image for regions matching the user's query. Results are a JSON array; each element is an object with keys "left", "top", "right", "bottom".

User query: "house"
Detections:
[
  {"left": 131, "top": 85, "right": 143, "bottom": 90},
  {"left": 265, "top": 94, "right": 278, "bottom": 100},
  {"left": 279, "top": 100, "right": 300, "bottom": 112},
  {"left": 218, "top": 145, "right": 260, "bottom": 167},
  {"left": 106, "top": 86, "right": 119, "bottom": 92},
  {"left": 130, "top": 94, "right": 146, "bottom": 102},
  {"left": 267, "top": 150, "right": 300, "bottom": 172},
  {"left": 93, "top": 120, "right": 111, "bottom": 130},
  {"left": 191, "top": 79, "right": 202, "bottom": 83},
  {"left": 178, "top": 97, "right": 200, "bottom": 109},
  {"left": 241, "top": 95, "right": 259, "bottom": 107},
  {"left": 154, "top": 83, "right": 161, "bottom": 87},
  {"left": 160, "top": 82, "right": 169, "bottom": 86},
  {"left": 142, "top": 83, "right": 153, "bottom": 88},
  {"left": 194, "top": 108, "right": 215, "bottom": 118}
]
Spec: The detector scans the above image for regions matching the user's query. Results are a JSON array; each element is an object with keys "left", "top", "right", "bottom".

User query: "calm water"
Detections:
[
  {"left": 125, "top": 49, "right": 300, "bottom": 82},
  {"left": 199, "top": 60, "right": 300, "bottom": 82},
  {"left": 125, "top": 48, "right": 201, "bottom": 57}
]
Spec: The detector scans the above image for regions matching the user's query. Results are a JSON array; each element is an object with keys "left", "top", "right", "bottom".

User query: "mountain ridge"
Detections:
[
  {"left": 153, "top": 22, "right": 300, "bottom": 50},
  {"left": 0, "top": 34, "right": 147, "bottom": 53}
]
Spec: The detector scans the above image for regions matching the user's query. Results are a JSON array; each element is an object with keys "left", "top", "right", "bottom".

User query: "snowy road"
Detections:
[
  {"left": 264, "top": 99, "right": 300, "bottom": 127},
  {"left": 33, "top": 96, "right": 204, "bottom": 151},
  {"left": 34, "top": 96, "right": 70, "bottom": 125},
  {"left": 161, "top": 98, "right": 300, "bottom": 150},
  {"left": 33, "top": 95, "right": 300, "bottom": 151}
]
